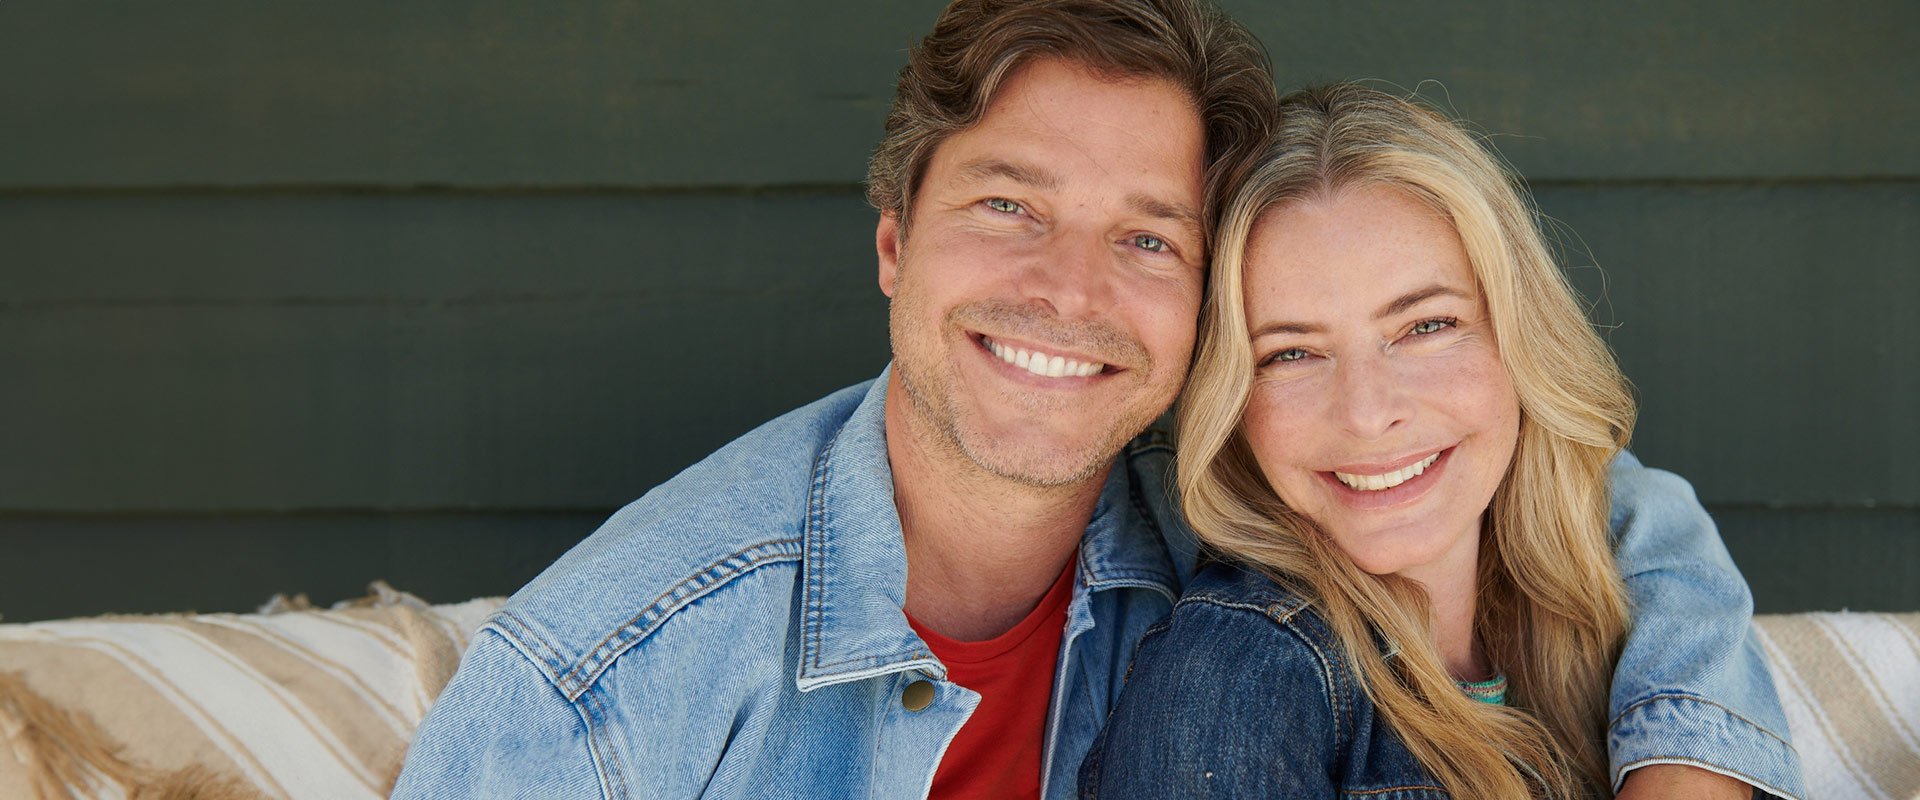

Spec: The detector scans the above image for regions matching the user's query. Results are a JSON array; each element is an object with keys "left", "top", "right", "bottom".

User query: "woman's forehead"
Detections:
[{"left": 1242, "top": 185, "right": 1478, "bottom": 320}]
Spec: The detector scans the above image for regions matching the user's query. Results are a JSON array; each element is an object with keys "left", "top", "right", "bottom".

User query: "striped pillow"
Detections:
[
  {"left": 1754, "top": 612, "right": 1920, "bottom": 800},
  {"left": 0, "top": 587, "right": 503, "bottom": 799}
]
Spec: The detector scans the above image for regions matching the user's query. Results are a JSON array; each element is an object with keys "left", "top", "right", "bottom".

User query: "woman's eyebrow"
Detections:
[
  {"left": 1375, "top": 284, "right": 1470, "bottom": 320},
  {"left": 1249, "top": 284, "right": 1472, "bottom": 339},
  {"left": 1249, "top": 319, "right": 1323, "bottom": 338}
]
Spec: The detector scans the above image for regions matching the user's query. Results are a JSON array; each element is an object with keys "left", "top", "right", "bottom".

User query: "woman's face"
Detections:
[{"left": 1239, "top": 184, "right": 1520, "bottom": 582}]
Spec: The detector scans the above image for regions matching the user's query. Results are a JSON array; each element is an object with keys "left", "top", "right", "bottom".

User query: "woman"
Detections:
[{"left": 1079, "top": 83, "right": 1634, "bottom": 798}]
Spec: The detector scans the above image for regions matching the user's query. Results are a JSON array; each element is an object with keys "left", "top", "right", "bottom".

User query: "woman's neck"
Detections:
[{"left": 1399, "top": 523, "right": 1492, "bottom": 680}]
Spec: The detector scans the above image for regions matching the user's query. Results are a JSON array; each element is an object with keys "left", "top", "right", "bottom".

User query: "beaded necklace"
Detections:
[{"left": 1457, "top": 674, "right": 1509, "bottom": 705}]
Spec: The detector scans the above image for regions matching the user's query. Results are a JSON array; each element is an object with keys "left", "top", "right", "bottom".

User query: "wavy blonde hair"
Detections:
[{"left": 1178, "top": 83, "right": 1635, "bottom": 798}]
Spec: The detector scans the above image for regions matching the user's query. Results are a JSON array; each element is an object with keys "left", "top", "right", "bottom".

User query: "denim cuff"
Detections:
[{"left": 1610, "top": 692, "right": 1806, "bottom": 800}]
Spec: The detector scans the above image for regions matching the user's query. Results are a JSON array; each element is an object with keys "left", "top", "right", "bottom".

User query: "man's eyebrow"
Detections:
[
  {"left": 1249, "top": 284, "right": 1472, "bottom": 340},
  {"left": 954, "top": 158, "right": 1062, "bottom": 191},
  {"left": 1375, "top": 284, "right": 1471, "bottom": 320},
  {"left": 1126, "top": 193, "right": 1203, "bottom": 242}
]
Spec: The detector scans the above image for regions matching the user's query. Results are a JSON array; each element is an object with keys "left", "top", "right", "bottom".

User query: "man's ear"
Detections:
[{"left": 876, "top": 211, "right": 902, "bottom": 298}]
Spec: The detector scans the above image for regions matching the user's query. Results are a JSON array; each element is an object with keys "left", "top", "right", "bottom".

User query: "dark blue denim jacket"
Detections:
[
  {"left": 1080, "top": 561, "right": 1452, "bottom": 798},
  {"left": 1080, "top": 563, "right": 1789, "bottom": 799}
]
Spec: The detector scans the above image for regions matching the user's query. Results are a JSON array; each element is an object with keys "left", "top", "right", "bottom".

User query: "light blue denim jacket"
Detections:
[{"left": 393, "top": 368, "right": 1801, "bottom": 799}]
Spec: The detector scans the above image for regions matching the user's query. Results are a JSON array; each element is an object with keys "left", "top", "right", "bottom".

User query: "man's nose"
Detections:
[
  {"left": 1334, "top": 350, "right": 1412, "bottom": 441},
  {"left": 1017, "top": 230, "right": 1114, "bottom": 319}
]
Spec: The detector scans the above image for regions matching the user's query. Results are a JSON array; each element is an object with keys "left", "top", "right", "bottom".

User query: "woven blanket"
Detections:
[
  {"left": 0, "top": 585, "right": 502, "bottom": 800},
  {"left": 0, "top": 598, "right": 1913, "bottom": 799},
  {"left": 1754, "top": 613, "right": 1920, "bottom": 800}
]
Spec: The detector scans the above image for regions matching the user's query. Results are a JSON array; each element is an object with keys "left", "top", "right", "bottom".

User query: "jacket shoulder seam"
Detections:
[
  {"left": 462, "top": 623, "right": 620, "bottom": 799},
  {"left": 543, "top": 537, "right": 804, "bottom": 700},
  {"left": 1148, "top": 594, "right": 1351, "bottom": 770},
  {"left": 1180, "top": 593, "right": 1351, "bottom": 755}
]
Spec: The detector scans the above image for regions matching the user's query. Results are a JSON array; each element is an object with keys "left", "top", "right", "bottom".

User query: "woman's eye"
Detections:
[
  {"left": 1410, "top": 317, "right": 1456, "bottom": 335},
  {"left": 984, "top": 198, "right": 1023, "bottom": 215},
  {"left": 1262, "top": 348, "right": 1309, "bottom": 366},
  {"left": 1131, "top": 234, "right": 1170, "bottom": 253}
]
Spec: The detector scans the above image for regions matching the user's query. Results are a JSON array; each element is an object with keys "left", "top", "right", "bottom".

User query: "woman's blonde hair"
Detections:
[{"left": 1178, "top": 83, "right": 1635, "bottom": 798}]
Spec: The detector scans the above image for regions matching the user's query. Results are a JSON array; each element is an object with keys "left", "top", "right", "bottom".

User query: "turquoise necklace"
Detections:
[{"left": 1457, "top": 674, "right": 1509, "bottom": 705}]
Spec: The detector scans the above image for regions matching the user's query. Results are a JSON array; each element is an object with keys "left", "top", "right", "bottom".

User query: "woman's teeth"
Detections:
[
  {"left": 985, "top": 337, "right": 1104, "bottom": 378},
  {"left": 1334, "top": 452, "right": 1440, "bottom": 492}
]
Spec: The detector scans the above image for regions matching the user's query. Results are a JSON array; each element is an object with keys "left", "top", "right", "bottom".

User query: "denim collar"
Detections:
[
  {"left": 794, "top": 365, "right": 1182, "bottom": 692},
  {"left": 1077, "top": 433, "right": 1183, "bottom": 602}
]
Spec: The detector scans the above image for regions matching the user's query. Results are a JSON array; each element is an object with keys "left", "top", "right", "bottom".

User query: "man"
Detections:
[{"left": 395, "top": 1, "right": 1802, "bottom": 798}]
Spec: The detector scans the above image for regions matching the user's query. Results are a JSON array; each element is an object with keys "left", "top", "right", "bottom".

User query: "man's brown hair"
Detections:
[{"left": 865, "top": 0, "right": 1275, "bottom": 245}]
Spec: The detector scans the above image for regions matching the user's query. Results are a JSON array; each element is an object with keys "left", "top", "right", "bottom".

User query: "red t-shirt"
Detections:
[{"left": 906, "top": 561, "right": 1077, "bottom": 800}]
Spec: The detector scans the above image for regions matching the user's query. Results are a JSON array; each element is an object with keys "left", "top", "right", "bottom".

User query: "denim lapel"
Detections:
[
  {"left": 793, "top": 366, "right": 1185, "bottom": 692},
  {"left": 1076, "top": 443, "right": 1182, "bottom": 601},
  {"left": 795, "top": 366, "right": 943, "bottom": 691}
]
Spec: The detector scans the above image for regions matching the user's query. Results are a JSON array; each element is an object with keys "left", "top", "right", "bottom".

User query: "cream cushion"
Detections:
[
  {"left": 0, "top": 586, "right": 502, "bottom": 799},
  {"left": 0, "top": 597, "right": 1914, "bottom": 799}
]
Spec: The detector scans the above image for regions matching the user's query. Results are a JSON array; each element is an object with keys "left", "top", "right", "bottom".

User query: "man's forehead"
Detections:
[
  {"left": 980, "top": 57, "right": 1200, "bottom": 134},
  {"left": 934, "top": 60, "right": 1204, "bottom": 192}
]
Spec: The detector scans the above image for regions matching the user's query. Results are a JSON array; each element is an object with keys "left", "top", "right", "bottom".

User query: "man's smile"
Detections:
[{"left": 977, "top": 333, "right": 1112, "bottom": 379}]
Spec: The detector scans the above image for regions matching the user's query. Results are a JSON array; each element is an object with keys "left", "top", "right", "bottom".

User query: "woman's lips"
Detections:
[{"left": 1319, "top": 446, "right": 1454, "bottom": 510}]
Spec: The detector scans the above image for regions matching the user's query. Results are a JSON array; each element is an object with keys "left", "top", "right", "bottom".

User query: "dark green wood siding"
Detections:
[
  {"left": 2, "top": 1, "right": 1912, "bottom": 620},
  {"left": 3, "top": 2, "right": 1912, "bottom": 186}
]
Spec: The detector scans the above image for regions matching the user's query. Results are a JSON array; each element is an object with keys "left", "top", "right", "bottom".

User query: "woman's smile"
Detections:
[{"left": 1316, "top": 444, "right": 1454, "bottom": 511}]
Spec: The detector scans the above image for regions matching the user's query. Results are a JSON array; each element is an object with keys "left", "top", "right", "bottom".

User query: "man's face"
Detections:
[{"left": 877, "top": 57, "right": 1207, "bottom": 488}]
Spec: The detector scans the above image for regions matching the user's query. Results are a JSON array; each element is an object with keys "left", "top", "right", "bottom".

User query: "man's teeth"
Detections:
[
  {"left": 1334, "top": 452, "right": 1440, "bottom": 492},
  {"left": 985, "top": 337, "right": 1104, "bottom": 378}
]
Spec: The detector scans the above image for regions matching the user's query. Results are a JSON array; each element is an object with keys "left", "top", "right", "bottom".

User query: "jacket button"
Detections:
[{"left": 901, "top": 680, "right": 935, "bottom": 712}]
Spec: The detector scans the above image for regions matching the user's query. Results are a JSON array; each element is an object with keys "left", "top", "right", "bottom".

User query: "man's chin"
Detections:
[
  {"left": 897, "top": 367, "right": 1161, "bottom": 487},
  {"left": 969, "top": 454, "right": 1110, "bottom": 489},
  {"left": 952, "top": 427, "right": 1128, "bottom": 489}
]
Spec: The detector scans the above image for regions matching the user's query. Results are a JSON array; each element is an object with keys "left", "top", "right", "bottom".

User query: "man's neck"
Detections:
[{"left": 885, "top": 382, "right": 1106, "bottom": 642}]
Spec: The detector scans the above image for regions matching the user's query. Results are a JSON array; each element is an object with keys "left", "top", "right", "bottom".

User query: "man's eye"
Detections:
[
  {"left": 1410, "top": 317, "right": 1457, "bottom": 335},
  {"left": 984, "top": 198, "right": 1023, "bottom": 214},
  {"left": 1132, "top": 234, "right": 1169, "bottom": 253}
]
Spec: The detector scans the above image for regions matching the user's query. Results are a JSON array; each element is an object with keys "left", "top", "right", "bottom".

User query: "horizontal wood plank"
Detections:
[
  {"left": 0, "top": 506, "right": 1906, "bottom": 622},
  {"left": 1718, "top": 508, "right": 1920, "bottom": 614},
  {"left": 0, "top": 512, "right": 603, "bottom": 622},
  {"left": 0, "top": 295, "right": 892, "bottom": 510},
  {"left": 0, "top": 191, "right": 880, "bottom": 302},
  {"left": 0, "top": 0, "right": 1911, "bottom": 187},
  {"left": 1544, "top": 183, "right": 1919, "bottom": 508}
]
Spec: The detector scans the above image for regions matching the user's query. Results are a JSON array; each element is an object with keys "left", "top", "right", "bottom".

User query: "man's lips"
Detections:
[{"left": 974, "top": 333, "right": 1117, "bottom": 379}]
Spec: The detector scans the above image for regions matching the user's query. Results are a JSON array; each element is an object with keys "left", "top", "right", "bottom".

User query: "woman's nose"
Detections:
[{"left": 1334, "top": 351, "right": 1411, "bottom": 441}]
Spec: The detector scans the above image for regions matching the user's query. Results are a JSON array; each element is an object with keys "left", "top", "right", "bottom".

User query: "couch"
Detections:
[{"left": 0, "top": 586, "right": 1913, "bottom": 799}]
